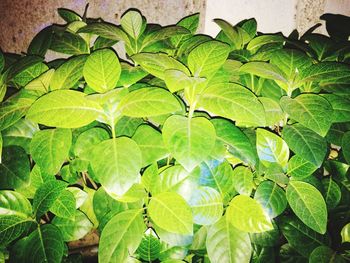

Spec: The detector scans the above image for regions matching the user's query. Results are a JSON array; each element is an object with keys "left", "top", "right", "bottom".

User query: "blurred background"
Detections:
[{"left": 0, "top": 0, "right": 350, "bottom": 54}]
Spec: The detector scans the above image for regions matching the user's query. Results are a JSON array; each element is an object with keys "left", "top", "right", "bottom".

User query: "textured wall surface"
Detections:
[{"left": 0, "top": 0, "right": 206, "bottom": 53}]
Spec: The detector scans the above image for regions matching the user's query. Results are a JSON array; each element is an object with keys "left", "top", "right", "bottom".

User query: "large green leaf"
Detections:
[
  {"left": 12, "top": 62, "right": 48, "bottom": 87},
  {"left": 131, "top": 53, "right": 190, "bottom": 80},
  {"left": 33, "top": 180, "right": 67, "bottom": 219},
  {"left": 279, "top": 216, "right": 329, "bottom": 257},
  {"left": 26, "top": 90, "right": 103, "bottom": 128},
  {"left": 50, "top": 32, "right": 89, "bottom": 55},
  {"left": 286, "top": 181, "right": 327, "bottom": 234},
  {"left": 30, "top": 128, "right": 71, "bottom": 175},
  {"left": 50, "top": 55, "right": 87, "bottom": 90},
  {"left": 231, "top": 166, "right": 254, "bottom": 196},
  {"left": 162, "top": 115, "right": 216, "bottom": 171},
  {"left": 23, "top": 224, "right": 64, "bottom": 263},
  {"left": 50, "top": 189, "right": 76, "bottom": 220},
  {"left": 149, "top": 192, "right": 193, "bottom": 235},
  {"left": 188, "top": 186, "right": 223, "bottom": 225},
  {"left": 0, "top": 146, "right": 30, "bottom": 189},
  {"left": 118, "top": 87, "right": 181, "bottom": 117},
  {"left": 254, "top": 181, "right": 287, "bottom": 218},
  {"left": 0, "top": 191, "right": 34, "bottom": 245},
  {"left": 99, "top": 209, "right": 145, "bottom": 263},
  {"left": 239, "top": 62, "right": 287, "bottom": 83},
  {"left": 198, "top": 83, "right": 266, "bottom": 127},
  {"left": 132, "top": 124, "right": 168, "bottom": 167},
  {"left": 52, "top": 210, "right": 93, "bottom": 241},
  {"left": 83, "top": 49, "right": 121, "bottom": 93},
  {"left": 280, "top": 94, "right": 333, "bottom": 136},
  {"left": 90, "top": 137, "right": 142, "bottom": 196},
  {"left": 287, "top": 155, "right": 317, "bottom": 179},
  {"left": 282, "top": 124, "right": 327, "bottom": 167},
  {"left": 322, "top": 94, "right": 350, "bottom": 123},
  {"left": 256, "top": 128, "right": 289, "bottom": 169},
  {"left": 227, "top": 195, "right": 273, "bottom": 233},
  {"left": 260, "top": 97, "right": 285, "bottom": 126},
  {"left": 206, "top": 215, "right": 251, "bottom": 263},
  {"left": 187, "top": 40, "right": 230, "bottom": 78},
  {"left": 211, "top": 118, "right": 257, "bottom": 165},
  {"left": 121, "top": 10, "right": 144, "bottom": 40}
]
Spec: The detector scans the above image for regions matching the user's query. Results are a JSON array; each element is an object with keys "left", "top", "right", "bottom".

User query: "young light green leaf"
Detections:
[
  {"left": 149, "top": 192, "right": 193, "bottom": 235},
  {"left": 50, "top": 55, "right": 87, "bottom": 90},
  {"left": 52, "top": 210, "right": 93, "bottom": 241},
  {"left": 131, "top": 53, "right": 190, "bottom": 80},
  {"left": 341, "top": 223, "right": 350, "bottom": 243},
  {"left": 282, "top": 124, "right": 327, "bottom": 167},
  {"left": 83, "top": 49, "right": 121, "bottom": 93},
  {"left": 280, "top": 94, "right": 333, "bottom": 137},
  {"left": 33, "top": 180, "right": 67, "bottom": 219},
  {"left": 50, "top": 189, "right": 76, "bottom": 220},
  {"left": 240, "top": 62, "right": 287, "bottom": 82},
  {"left": 286, "top": 181, "right": 327, "bottom": 234},
  {"left": 322, "top": 178, "right": 341, "bottom": 210},
  {"left": 188, "top": 186, "right": 223, "bottom": 225},
  {"left": 163, "top": 115, "right": 216, "bottom": 171},
  {"left": 0, "top": 146, "right": 30, "bottom": 189},
  {"left": 206, "top": 215, "right": 252, "bottom": 263},
  {"left": 26, "top": 90, "right": 103, "bottom": 128},
  {"left": 227, "top": 195, "right": 273, "bottom": 233},
  {"left": 90, "top": 137, "right": 142, "bottom": 196},
  {"left": 30, "top": 128, "right": 72, "bottom": 175},
  {"left": 50, "top": 32, "right": 89, "bottom": 55},
  {"left": 256, "top": 128, "right": 289, "bottom": 169},
  {"left": 232, "top": 166, "right": 254, "bottom": 196},
  {"left": 198, "top": 83, "right": 266, "bottom": 127},
  {"left": 254, "top": 181, "right": 287, "bottom": 218},
  {"left": 118, "top": 87, "right": 182, "bottom": 117},
  {"left": 99, "top": 209, "right": 145, "bottom": 263},
  {"left": 132, "top": 124, "right": 168, "bottom": 167},
  {"left": 121, "top": 10, "right": 143, "bottom": 40},
  {"left": 287, "top": 155, "right": 317, "bottom": 179},
  {"left": 187, "top": 40, "right": 230, "bottom": 78}
]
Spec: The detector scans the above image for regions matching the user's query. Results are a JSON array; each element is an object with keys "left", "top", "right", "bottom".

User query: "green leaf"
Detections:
[
  {"left": 57, "top": 8, "right": 81, "bottom": 22},
  {"left": 83, "top": 49, "right": 121, "bottom": 93},
  {"left": 163, "top": 115, "right": 216, "bottom": 171},
  {"left": 227, "top": 195, "right": 273, "bottom": 233},
  {"left": 171, "top": 13, "right": 199, "bottom": 46},
  {"left": 250, "top": 221, "right": 280, "bottom": 247},
  {"left": 322, "top": 178, "right": 341, "bottom": 210},
  {"left": 309, "top": 246, "right": 345, "bottom": 263},
  {"left": 164, "top": 69, "right": 206, "bottom": 93},
  {"left": 50, "top": 55, "right": 87, "bottom": 90},
  {"left": 118, "top": 87, "right": 181, "bottom": 117},
  {"left": 341, "top": 223, "right": 350, "bottom": 243},
  {"left": 90, "top": 137, "right": 142, "bottom": 196},
  {"left": 6, "top": 56, "right": 43, "bottom": 82},
  {"left": 121, "top": 10, "right": 143, "bottom": 40},
  {"left": 52, "top": 210, "right": 93, "bottom": 241},
  {"left": 206, "top": 215, "right": 252, "bottom": 263},
  {"left": 131, "top": 53, "right": 190, "bottom": 80},
  {"left": 187, "top": 40, "right": 230, "bottom": 78},
  {"left": 99, "top": 209, "right": 145, "bottom": 263},
  {"left": 30, "top": 128, "right": 71, "bottom": 175},
  {"left": 287, "top": 155, "right": 317, "bottom": 179},
  {"left": 342, "top": 131, "right": 350, "bottom": 164},
  {"left": 259, "top": 97, "right": 285, "bottom": 126},
  {"left": 132, "top": 124, "right": 168, "bottom": 167},
  {"left": 0, "top": 191, "right": 33, "bottom": 245},
  {"left": 0, "top": 50, "right": 4, "bottom": 73},
  {"left": 50, "top": 189, "right": 76, "bottom": 219},
  {"left": 214, "top": 19, "right": 246, "bottom": 49},
  {"left": 211, "top": 118, "right": 257, "bottom": 165},
  {"left": 24, "top": 224, "right": 64, "bottom": 263},
  {"left": 232, "top": 166, "right": 254, "bottom": 196},
  {"left": 240, "top": 62, "right": 287, "bottom": 82},
  {"left": 78, "top": 22, "right": 130, "bottom": 45},
  {"left": 286, "top": 181, "right": 327, "bottom": 234},
  {"left": 12, "top": 62, "right": 48, "bottom": 87},
  {"left": 115, "top": 116, "right": 143, "bottom": 137},
  {"left": 282, "top": 124, "right": 327, "bottom": 167},
  {"left": 279, "top": 216, "right": 329, "bottom": 257},
  {"left": 149, "top": 192, "right": 193, "bottom": 235},
  {"left": 136, "top": 230, "right": 161, "bottom": 261},
  {"left": 26, "top": 90, "right": 103, "bottom": 128},
  {"left": 25, "top": 69, "right": 55, "bottom": 93},
  {"left": 118, "top": 62, "right": 148, "bottom": 87},
  {"left": 241, "top": 18, "right": 257, "bottom": 39},
  {"left": 0, "top": 146, "right": 30, "bottom": 189},
  {"left": 254, "top": 181, "right": 287, "bottom": 218},
  {"left": 256, "top": 128, "right": 289, "bottom": 169},
  {"left": 246, "top": 34, "right": 284, "bottom": 54},
  {"left": 188, "top": 186, "right": 223, "bottom": 225},
  {"left": 50, "top": 32, "right": 89, "bottom": 55},
  {"left": 280, "top": 94, "right": 333, "bottom": 137},
  {"left": 27, "top": 26, "right": 53, "bottom": 57},
  {"left": 322, "top": 94, "right": 350, "bottom": 123},
  {"left": 33, "top": 180, "right": 67, "bottom": 219},
  {"left": 198, "top": 83, "right": 266, "bottom": 127}
]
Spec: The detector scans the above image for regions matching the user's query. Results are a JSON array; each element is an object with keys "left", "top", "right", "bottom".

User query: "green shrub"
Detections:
[{"left": 0, "top": 7, "right": 350, "bottom": 263}]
